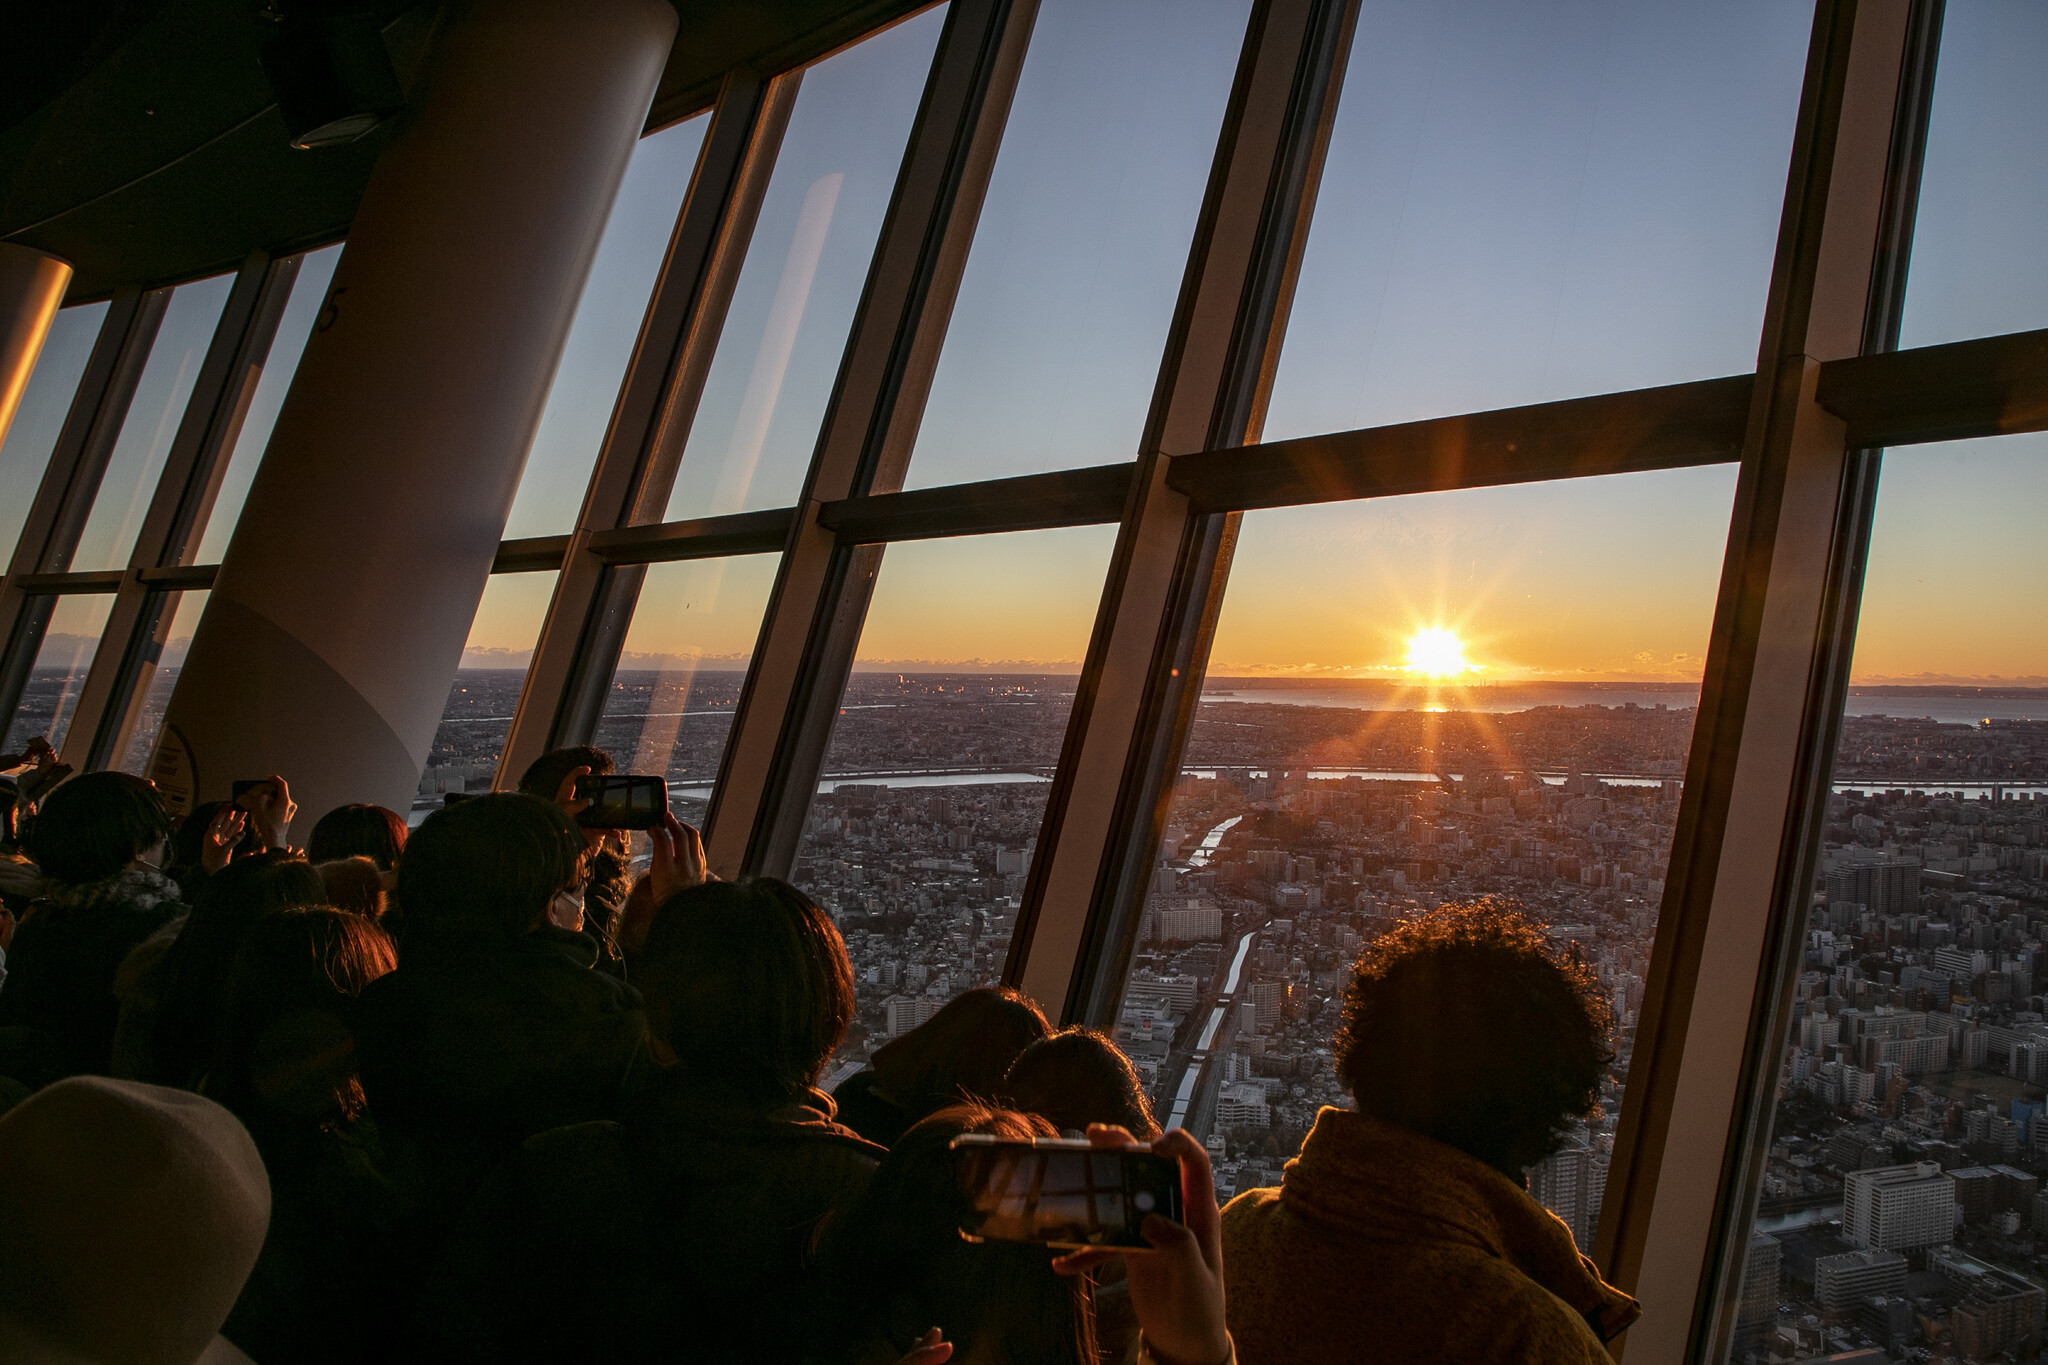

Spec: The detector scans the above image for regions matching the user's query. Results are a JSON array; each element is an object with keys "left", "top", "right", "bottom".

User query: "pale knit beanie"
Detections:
[{"left": 0, "top": 1077, "right": 271, "bottom": 1365}]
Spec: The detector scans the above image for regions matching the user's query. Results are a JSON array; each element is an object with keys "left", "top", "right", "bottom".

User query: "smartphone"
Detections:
[
  {"left": 573, "top": 774, "right": 668, "bottom": 830},
  {"left": 231, "top": 779, "right": 270, "bottom": 805},
  {"left": 950, "top": 1134, "right": 1182, "bottom": 1249}
]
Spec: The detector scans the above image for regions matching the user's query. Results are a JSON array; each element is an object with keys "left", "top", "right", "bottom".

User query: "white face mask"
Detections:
[{"left": 547, "top": 887, "right": 585, "bottom": 932}]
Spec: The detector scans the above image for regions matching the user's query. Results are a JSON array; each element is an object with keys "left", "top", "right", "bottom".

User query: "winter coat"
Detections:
[
  {"left": 1220, "top": 1107, "right": 1640, "bottom": 1364},
  {"left": 0, "top": 867, "right": 185, "bottom": 1078},
  {"left": 413, "top": 1076, "right": 883, "bottom": 1363},
  {"left": 354, "top": 925, "right": 650, "bottom": 1237}
]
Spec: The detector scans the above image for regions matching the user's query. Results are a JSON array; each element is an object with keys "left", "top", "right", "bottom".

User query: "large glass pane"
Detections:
[
  {"left": 0, "top": 302, "right": 109, "bottom": 566},
  {"left": 1898, "top": 1, "right": 2048, "bottom": 349},
  {"left": 590, "top": 555, "right": 780, "bottom": 827},
  {"left": 503, "top": 116, "right": 709, "bottom": 540},
  {"left": 662, "top": 8, "right": 946, "bottom": 522},
  {"left": 70, "top": 274, "right": 235, "bottom": 571},
  {"left": 119, "top": 591, "right": 209, "bottom": 774},
  {"left": 193, "top": 246, "right": 341, "bottom": 563},
  {"left": 1722, "top": 433, "right": 2048, "bottom": 1365},
  {"left": 4, "top": 595, "right": 114, "bottom": 754},
  {"left": 414, "top": 573, "right": 555, "bottom": 817},
  {"left": 1110, "top": 466, "right": 1737, "bottom": 1217},
  {"left": 792, "top": 526, "right": 1117, "bottom": 1083},
  {"left": 1266, "top": 0, "right": 1808, "bottom": 441},
  {"left": 903, "top": 0, "right": 1249, "bottom": 488}
]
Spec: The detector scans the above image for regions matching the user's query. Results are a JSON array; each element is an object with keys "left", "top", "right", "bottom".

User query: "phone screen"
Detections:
[
  {"left": 573, "top": 774, "right": 668, "bottom": 830},
  {"left": 951, "top": 1136, "right": 1182, "bottom": 1249}
]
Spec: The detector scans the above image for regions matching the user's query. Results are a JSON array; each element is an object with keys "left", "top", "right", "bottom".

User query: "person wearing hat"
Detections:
[{"left": 0, "top": 1076, "right": 271, "bottom": 1365}]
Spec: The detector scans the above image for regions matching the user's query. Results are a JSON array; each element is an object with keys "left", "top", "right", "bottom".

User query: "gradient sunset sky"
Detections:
[{"left": 445, "top": 0, "right": 2048, "bottom": 685}]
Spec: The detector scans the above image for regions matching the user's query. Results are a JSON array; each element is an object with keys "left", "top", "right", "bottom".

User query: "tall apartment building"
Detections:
[
  {"left": 1531, "top": 1147, "right": 1608, "bottom": 1251},
  {"left": 1737, "top": 1232, "right": 1782, "bottom": 1331},
  {"left": 1825, "top": 860, "right": 1922, "bottom": 917},
  {"left": 1844, "top": 1162, "right": 1956, "bottom": 1252}
]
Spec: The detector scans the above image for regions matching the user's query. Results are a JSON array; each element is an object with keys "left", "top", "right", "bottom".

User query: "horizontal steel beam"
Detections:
[
  {"left": 819, "top": 462, "right": 1134, "bottom": 543},
  {"left": 11, "top": 571, "right": 124, "bottom": 594},
  {"left": 589, "top": 506, "right": 795, "bottom": 564},
  {"left": 1167, "top": 373, "right": 1756, "bottom": 513},
  {"left": 1817, "top": 325, "right": 2048, "bottom": 448}
]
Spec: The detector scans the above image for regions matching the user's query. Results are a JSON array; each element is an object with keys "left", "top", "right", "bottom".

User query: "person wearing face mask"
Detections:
[
  {"left": 353, "top": 794, "right": 700, "bottom": 1289},
  {"left": 0, "top": 773, "right": 185, "bottom": 1079}
]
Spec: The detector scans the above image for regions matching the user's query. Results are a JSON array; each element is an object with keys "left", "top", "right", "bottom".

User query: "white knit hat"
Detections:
[{"left": 0, "top": 1077, "right": 271, "bottom": 1365}]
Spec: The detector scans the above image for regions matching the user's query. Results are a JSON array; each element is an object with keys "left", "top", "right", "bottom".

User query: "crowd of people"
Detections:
[{"left": 0, "top": 739, "right": 1639, "bottom": 1364}]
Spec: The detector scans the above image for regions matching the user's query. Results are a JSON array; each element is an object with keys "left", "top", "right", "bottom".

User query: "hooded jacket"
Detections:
[{"left": 1220, "top": 1107, "right": 1639, "bottom": 1364}]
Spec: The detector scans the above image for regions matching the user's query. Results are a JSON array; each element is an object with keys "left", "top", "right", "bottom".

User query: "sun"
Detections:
[{"left": 1403, "top": 627, "right": 1477, "bottom": 678}]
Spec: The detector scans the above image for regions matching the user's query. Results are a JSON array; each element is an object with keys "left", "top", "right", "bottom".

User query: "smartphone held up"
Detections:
[
  {"left": 573, "top": 774, "right": 669, "bottom": 830},
  {"left": 950, "top": 1134, "right": 1181, "bottom": 1250}
]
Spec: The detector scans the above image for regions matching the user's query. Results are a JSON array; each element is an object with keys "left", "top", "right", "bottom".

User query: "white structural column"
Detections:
[
  {"left": 0, "top": 245, "right": 72, "bottom": 450},
  {"left": 155, "top": 0, "right": 677, "bottom": 829}
]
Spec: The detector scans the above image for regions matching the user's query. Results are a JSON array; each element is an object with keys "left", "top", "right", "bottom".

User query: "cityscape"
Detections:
[{"left": 28, "top": 656, "right": 2048, "bottom": 1361}]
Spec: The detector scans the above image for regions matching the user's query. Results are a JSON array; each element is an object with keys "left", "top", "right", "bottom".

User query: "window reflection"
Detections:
[
  {"left": 194, "top": 246, "right": 341, "bottom": 563},
  {"left": 791, "top": 526, "right": 1116, "bottom": 1082},
  {"left": 591, "top": 555, "right": 780, "bottom": 827},
  {"left": 1114, "top": 467, "right": 1736, "bottom": 1225},
  {"left": 1266, "top": 0, "right": 1807, "bottom": 440},
  {"left": 663, "top": 7, "right": 946, "bottom": 522},
  {"left": 119, "top": 591, "right": 208, "bottom": 774},
  {"left": 70, "top": 275, "right": 235, "bottom": 572},
  {"left": 0, "top": 303, "right": 109, "bottom": 567},
  {"left": 1728, "top": 433, "right": 2048, "bottom": 1364},
  {"left": 502, "top": 115, "right": 709, "bottom": 540},
  {"left": 905, "top": 0, "right": 1250, "bottom": 487}
]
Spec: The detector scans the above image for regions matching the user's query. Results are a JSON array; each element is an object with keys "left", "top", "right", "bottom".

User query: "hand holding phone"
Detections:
[
  {"left": 232, "top": 776, "right": 296, "bottom": 850},
  {"left": 951, "top": 1134, "right": 1182, "bottom": 1250},
  {"left": 571, "top": 774, "right": 668, "bottom": 830},
  {"left": 1050, "top": 1126, "right": 1233, "bottom": 1365}
]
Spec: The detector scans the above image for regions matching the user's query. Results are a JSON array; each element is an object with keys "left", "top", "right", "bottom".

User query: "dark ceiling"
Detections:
[{"left": 0, "top": 0, "right": 927, "bottom": 301}]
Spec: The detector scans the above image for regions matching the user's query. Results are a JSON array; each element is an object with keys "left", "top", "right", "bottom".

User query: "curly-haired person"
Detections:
[{"left": 1220, "top": 899, "right": 1640, "bottom": 1364}]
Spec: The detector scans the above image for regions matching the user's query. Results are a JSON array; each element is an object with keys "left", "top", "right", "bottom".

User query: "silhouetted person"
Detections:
[
  {"left": 353, "top": 794, "right": 647, "bottom": 1247},
  {"left": 116, "top": 853, "right": 328, "bottom": 1086},
  {"left": 819, "top": 1103, "right": 1098, "bottom": 1365},
  {"left": 210, "top": 907, "right": 406, "bottom": 1364},
  {"left": 518, "top": 745, "right": 632, "bottom": 969},
  {"left": 1004, "top": 1027, "right": 1160, "bottom": 1139},
  {"left": 306, "top": 803, "right": 408, "bottom": 871},
  {"left": 415, "top": 877, "right": 879, "bottom": 1363},
  {"left": 833, "top": 985, "right": 1051, "bottom": 1147},
  {"left": 0, "top": 773, "right": 184, "bottom": 1079},
  {"left": 1220, "top": 900, "right": 1638, "bottom": 1364}
]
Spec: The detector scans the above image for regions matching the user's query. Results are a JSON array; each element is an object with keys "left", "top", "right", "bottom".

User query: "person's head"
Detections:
[
  {"left": 316, "top": 856, "right": 387, "bottom": 919},
  {"left": 1336, "top": 898, "right": 1613, "bottom": 1178},
  {"left": 870, "top": 986, "right": 1052, "bottom": 1119},
  {"left": 1003, "top": 1028, "right": 1159, "bottom": 1139},
  {"left": 635, "top": 878, "right": 854, "bottom": 1108},
  {"left": 152, "top": 853, "right": 331, "bottom": 1088},
  {"left": 516, "top": 745, "right": 614, "bottom": 801},
  {"left": 394, "top": 793, "right": 587, "bottom": 945},
  {"left": 167, "top": 801, "right": 263, "bottom": 877},
  {"left": 305, "top": 803, "right": 408, "bottom": 871},
  {"left": 822, "top": 1102, "right": 1095, "bottom": 1365},
  {"left": 0, "top": 1077, "right": 270, "bottom": 1365},
  {"left": 211, "top": 907, "right": 396, "bottom": 1122},
  {"left": 21, "top": 772, "right": 175, "bottom": 884}
]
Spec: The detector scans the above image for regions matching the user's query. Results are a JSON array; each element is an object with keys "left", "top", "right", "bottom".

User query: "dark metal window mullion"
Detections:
[
  {"left": 495, "top": 67, "right": 798, "bottom": 786},
  {"left": 0, "top": 287, "right": 166, "bottom": 737},
  {"left": 71, "top": 250, "right": 300, "bottom": 771}
]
